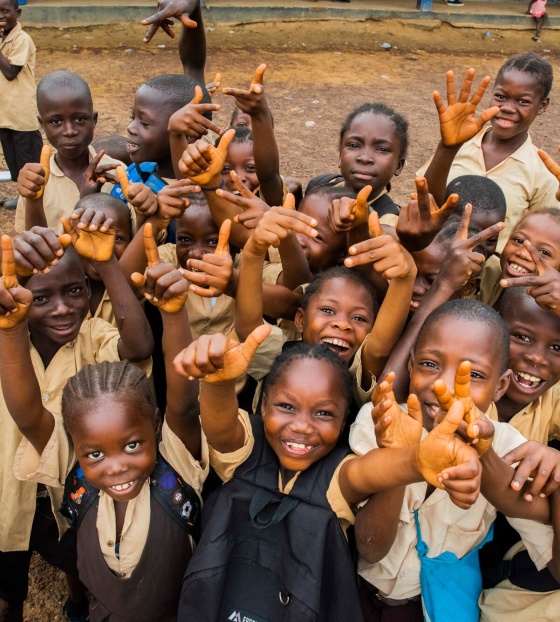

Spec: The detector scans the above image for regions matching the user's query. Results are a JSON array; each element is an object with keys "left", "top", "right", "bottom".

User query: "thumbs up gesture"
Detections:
[
  {"left": 173, "top": 324, "right": 272, "bottom": 384},
  {"left": 0, "top": 236, "right": 32, "bottom": 329},
  {"left": 178, "top": 128, "right": 235, "bottom": 187}
]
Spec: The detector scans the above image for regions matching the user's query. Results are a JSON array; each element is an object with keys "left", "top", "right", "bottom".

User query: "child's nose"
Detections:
[
  {"left": 331, "top": 315, "right": 351, "bottom": 330},
  {"left": 63, "top": 121, "right": 78, "bottom": 136},
  {"left": 105, "top": 459, "right": 129, "bottom": 477},
  {"left": 524, "top": 348, "right": 547, "bottom": 368},
  {"left": 356, "top": 148, "right": 374, "bottom": 164}
]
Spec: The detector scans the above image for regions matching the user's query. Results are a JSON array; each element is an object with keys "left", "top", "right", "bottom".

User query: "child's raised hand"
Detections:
[
  {"left": 178, "top": 129, "right": 235, "bottom": 187},
  {"left": 417, "top": 399, "right": 482, "bottom": 508},
  {"left": 61, "top": 210, "right": 115, "bottom": 263},
  {"left": 154, "top": 179, "right": 200, "bottom": 228},
  {"left": 183, "top": 220, "right": 235, "bottom": 297},
  {"left": 538, "top": 147, "right": 560, "bottom": 201},
  {"left": 345, "top": 212, "right": 416, "bottom": 282},
  {"left": 246, "top": 194, "right": 318, "bottom": 255},
  {"left": 433, "top": 361, "right": 495, "bottom": 457},
  {"left": 13, "top": 227, "right": 71, "bottom": 276},
  {"left": 436, "top": 205, "right": 504, "bottom": 297},
  {"left": 131, "top": 223, "right": 189, "bottom": 313},
  {"left": 117, "top": 167, "right": 158, "bottom": 217},
  {"left": 372, "top": 372, "right": 423, "bottom": 449},
  {"left": 141, "top": 0, "right": 197, "bottom": 43},
  {"left": 173, "top": 323, "right": 271, "bottom": 383},
  {"left": 434, "top": 68, "right": 500, "bottom": 148},
  {"left": 80, "top": 150, "right": 119, "bottom": 198},
  {"left": 396, "top": 177, "right": 459, "bottom": 251},
  {"left": 327, "top": 185, "right": 370, "bottom": 233},
  {"left": 502, "top": 441, "right": 560, "bottom": 502},
  {"left": 500, "top": 240, "right": 560, "bottom": 317},
  {"left": 0, "top": 236, "right": 32, "bottom": 329},
  {"left": 17, "top": 145, "right": 51, "bottom": 200},
  {"left": 216, "top": 171, "right": 269, "bottom": 230},
  {"left": 206, "top": 73, "right": 222, "bottom": 99},
  {"left": 222, "top": 64, "right": 269, "bottom": 119},
  {"left": 168, "top": 85, "right": 223, "bottom": 140}
]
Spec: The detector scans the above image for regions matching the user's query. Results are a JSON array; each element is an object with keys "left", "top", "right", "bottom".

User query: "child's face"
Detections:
[
  {"left": 262, "top": 358, "right": 347, "bottom": 478},
  {"left": 127, "top": 86, "right": 172, "bottom": 164},
  {"left": 231, "top": 110, "right": 252, "bottom": 130},
  {"left": 0, "top": 0, "right": 20, "bottom": 33},
  {"left": 176, "top": 202, "right": 219, "bottom": 269},
  {"left": 26, "top": 255, "right": 90, "bottom": 347},
  {"left": 500, "top": 214, "right": 560, "bottom": 279},
  {"left": 221, "top": 141, "right": 259, "bottom": 193},
  {"left": 469, "top": 211, "right": 501, "bottom": 258},
  {"left": 490, "top": 69, "right": 549, "bottom": 141},
  {"left": 71, "top": 396, "right": 157, "bottom": 502},
  {"left": 503, "top": 295, "right": 560, "bottom": 406},
  {"left": 296, "top": 195, "right": 347, "bottom": 274},
  {"left": 410, "top": 243, "right": 446, "bottom": 313},
  {"left": 295, "top": 277, "right": 374, "bottom": 365},
  {"left": 409, "top": 317, "right": 510, "bottom": 431},
  {"left": 38, "top": 90, "right": 97, "bottom": 161},
  {"left": 339, "top": 113, "right": 404, "bottom": 196}
]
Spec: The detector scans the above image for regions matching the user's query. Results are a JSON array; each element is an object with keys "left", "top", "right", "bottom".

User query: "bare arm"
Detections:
[{"left": 0, "top": 53, "right": 22, "bottom": 81}]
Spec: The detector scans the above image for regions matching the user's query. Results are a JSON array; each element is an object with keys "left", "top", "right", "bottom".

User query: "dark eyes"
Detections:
[
  {"left": 512, "top": 333, "right": 530, "bottom": 343},
  {"left": 125, "top": 442, "right": 141, "bottom": 452},
  {"left": 87, "top": 451, "right": 104, "bottom": 460}
]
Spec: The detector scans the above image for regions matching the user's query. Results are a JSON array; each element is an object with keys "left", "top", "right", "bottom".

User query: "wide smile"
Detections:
[
  {"left": 106, "top": 478, "right": 141, "bottom": 498},
  {"left": 409, "top": 299, "right": 421, "bottom": 313},
  {"left": 48, "top": 321, "right": 79, "bottom": 337},
  {"left": 506, "top": 260, "right": 531, "bottom": 277},
  {"left": 511, "top": 370, "right": 546, "bottom": 394},
  {"left": 282, "top": 440, "right": 315, "bottom": 456},
  {"left": 126, "top": 140, "right": 140, "bottom": 153},
  {"left": 424, "top": 402, "right": 441, "bottom": 422},
  {"left": 321, "top": 336, "right": 352, "bottom": 355},
  {"left": 494, "top": 117, "right": 517, "bottom": 129}
]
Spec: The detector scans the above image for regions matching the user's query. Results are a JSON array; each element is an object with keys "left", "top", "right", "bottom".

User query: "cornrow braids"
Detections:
[
  {"left": 62, "top": 361, "right": 156, "bottom": 436},
  {"left": 497, "top": 52, "right": 553, "bottom": 101}
]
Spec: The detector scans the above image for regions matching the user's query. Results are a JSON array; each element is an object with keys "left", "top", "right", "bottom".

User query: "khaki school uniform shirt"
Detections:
[
  {"left": 488, "top": 387, "right": 560, "bottom": 446},
  {"left": 349, "top": 402, "right": 554, "bottom": 601},
  {"left": 157, "top": 243, "right": 236, "bottom": 341},
  {"left": 209, "top": 409, "right": 356, "bottom": 532},
  {"left": 476, "top": 254, "right": 502, "bottom": 307},
  {"left": 0, "top": 23, "right": 38, "bottom": 131},
  {"left": 14, "top": 416, "right": 209, "bottom": 577},
  {"left": 417, "top": 128, "right": 560, "bottom": 253},
  {"left": 0, "top": 318, "right": 120, "bottom": 552},
  {"left": 15, "top": 147, "right": 125, "bottom": 234}
]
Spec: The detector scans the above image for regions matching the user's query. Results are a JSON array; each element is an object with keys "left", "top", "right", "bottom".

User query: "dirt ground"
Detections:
[{"left": 0, "top": 15, "right": 558, "bottom": 619}]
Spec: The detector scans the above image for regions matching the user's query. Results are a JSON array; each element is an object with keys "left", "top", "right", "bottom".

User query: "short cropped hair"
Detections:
[
  {"left": 444, "top": 175, "right": 507, "bottom": 222},
  {"left": 144, "top": 74, "right": 211, "bottom": 116},
  {"left": 37, "top": 71, "right": 93, "bottom": 111},
  {"left": 416, "top": 299, "right": 510, "bottom": 373}
]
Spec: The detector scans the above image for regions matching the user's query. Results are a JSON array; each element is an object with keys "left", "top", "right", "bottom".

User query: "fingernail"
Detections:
[
  {"left": 540, "top": 493, "right": 546, "bottom": 498},
  {"left": 512, "top": 481, "right": 520, "bottom": 490},
  {"left": 51, "top": 259, "right": 58, "bottom": 266},
  {"left": 525, "top": 493, "right": 533, "bottom": 502},
  {"left": 56, "top": 250, "right": 64, "bottom": 256}
]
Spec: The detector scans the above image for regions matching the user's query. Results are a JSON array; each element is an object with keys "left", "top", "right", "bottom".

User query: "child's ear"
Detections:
[
  {"left": 492, "top": 369, "right": 511, "bottom": 403},
  {"left": 294, "top": 307, "right": 305, "bottom": 334},
  {"left": 16, "top": 8, "right": 21, "bottom": 18},
  {"left": 538, "top": 97, "right": 550, "bottom": 115},
  {"left": 37, "top": 115, "right": 44, "bottom": 130},
  {"left": 84, "top": 276, "right": 92, "bottom": 299},
  {"left": 407, "top": 348, "right": 414, "bottom": 376},
  {"left": 394, "top": 158, "right": 406, "bottom": 178},
  {"left": 93, "top": 111, "right": 99, "bottom": 126},
  {"left": 153, "top": 408, "right": 162, "bottom": 436}
]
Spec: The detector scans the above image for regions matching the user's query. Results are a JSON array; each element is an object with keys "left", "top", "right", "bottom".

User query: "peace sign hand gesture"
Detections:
[
  {"left": 215, "top": 171, "right": 269, "bottom": 230},
  {"left": 434, "top": 68, "right": 500, "bottom": 148},
  {"left": 173, "top": 324, "right": 271, "bottom": 384},
  {"left": 396, "top": 177, "right": 459, "bottom": 252}
]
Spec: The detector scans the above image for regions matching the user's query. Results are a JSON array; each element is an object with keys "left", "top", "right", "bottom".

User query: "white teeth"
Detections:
[
  {"left": 286, "top": 442, "right": 312, "bottom": 450},
  {"left": 509, "top": 262, "right": 529, "bottom": 274},
  {"left": 515, "top": 371, "right": 543, "bottom": 388},
  {"left": 110, "top": 481, "right": 134, "bottom": 491},
  {"left": 322, "top": 337, "right": 350, "bottom": 350}
]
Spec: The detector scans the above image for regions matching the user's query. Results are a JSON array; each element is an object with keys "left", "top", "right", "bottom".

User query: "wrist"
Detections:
[
  {"left": 89, "top": 254, "right": 117, "bottom": 270},
  {"left": 0, "top": 320, "right": 29, "bottom": 338},
  {"left": 224, "top": 269, "right": 239, "bottom": 297},
  {"left": 201, "top": 175, "right": 224, "bottom": 191}
]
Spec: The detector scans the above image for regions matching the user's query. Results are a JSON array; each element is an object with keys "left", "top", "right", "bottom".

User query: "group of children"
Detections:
[{"left": 1, "top": 1, "right": 560, "bottom": 621}]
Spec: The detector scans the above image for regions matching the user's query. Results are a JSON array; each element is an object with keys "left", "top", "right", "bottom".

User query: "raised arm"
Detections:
[
  {"left": 0, "top": 237, "right": 54, "bottom": 455},
  {"left": 423, "top": 68, "right": 499, "bottom": 205},
  {"left": 344, "top": 212, "right": 416, "bottom": 384},
  {"left": 222, "top": 65, "right": 284, "bottom": 207},
  {"left": 173, "top": 325, "right": 271, "bottom": 452},
  {"left": 130, "top": 233, "right": 202, "bottom": 458},
  {"left": 62, "top": 210, "right": 153, "bottom": 361}
]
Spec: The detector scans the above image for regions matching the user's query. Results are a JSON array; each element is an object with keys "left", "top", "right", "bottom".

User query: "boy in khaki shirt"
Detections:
[{"left": 0, "top": 0, "right": 42, "bottom": 209}]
